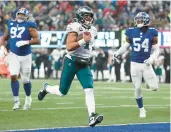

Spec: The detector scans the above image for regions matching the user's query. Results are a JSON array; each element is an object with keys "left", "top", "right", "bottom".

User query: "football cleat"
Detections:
[
  {"left": 38, "top": 83, "right": 49, "bottom": 101},
  {"left": 23, "top": 96, "right": 32, "bottom": 110},
  {"left": 139, "top": 108, "right": 147, "bottom": 118},
  {"left": 89, "top": 113, "right": 103, "bottom": 127},
  {"left": 13, "top": 101, "right": 21, "bottom": 110}
]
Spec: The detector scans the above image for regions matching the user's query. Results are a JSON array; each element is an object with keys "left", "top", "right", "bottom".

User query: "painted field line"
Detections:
[
  {"left": 0, "top": 96, "right": 169, "bottom": 101},
  {"left": 0, "top": 104, "right": 169, "bottom": 112}
]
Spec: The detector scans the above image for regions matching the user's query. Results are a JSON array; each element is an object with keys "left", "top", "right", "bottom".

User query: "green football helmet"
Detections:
[{"left": 76, "top": 6, "right": 94, "bottom": 27}]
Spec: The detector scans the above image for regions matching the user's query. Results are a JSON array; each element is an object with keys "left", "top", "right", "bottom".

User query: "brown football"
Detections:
[
  {"left": 77, "top": 33, "right": 83, "bottom": 41},
  {"left": 77, "top": 32, "right": 91, "bottom": 41}
]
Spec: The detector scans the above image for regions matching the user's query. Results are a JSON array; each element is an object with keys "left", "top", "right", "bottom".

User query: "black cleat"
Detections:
[
  {"left": 38, "top": 83, "right": 49, "bottom": 101},
  {"left": 89, "top": 113, "right": 103, "bottom": 127}
]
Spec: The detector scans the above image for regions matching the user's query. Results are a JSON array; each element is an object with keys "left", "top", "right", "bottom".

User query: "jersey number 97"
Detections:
[{"left": 10, "top": 27, "right": 25, "bottom": 38}]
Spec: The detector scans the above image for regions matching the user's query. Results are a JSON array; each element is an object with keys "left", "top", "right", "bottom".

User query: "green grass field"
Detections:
[{"left": 0, "top": 79, "right": 170, "bottom": 131}]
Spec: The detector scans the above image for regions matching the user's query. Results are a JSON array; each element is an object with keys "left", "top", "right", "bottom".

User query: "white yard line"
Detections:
[
  {"left": 0, "top": 104, "right": 169, "bottom": 112},
  {"left": 0, "top": 96, "right": 169, "bottom": 101},
  {"left": 56, "top": 102, "right": 74, "bottom": 105},
  {"left": 0, "top": 89, "right": 169, "bottom": 93}
]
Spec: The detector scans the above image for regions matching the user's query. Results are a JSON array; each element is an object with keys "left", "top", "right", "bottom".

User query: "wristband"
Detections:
[{"left": 78, "top": 39, "right": 86, "bottom": 46}]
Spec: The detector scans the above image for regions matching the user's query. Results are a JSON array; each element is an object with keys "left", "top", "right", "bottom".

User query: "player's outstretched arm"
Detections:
[{"left": 114, "top": 36, "right": 130, "bottom": 58}]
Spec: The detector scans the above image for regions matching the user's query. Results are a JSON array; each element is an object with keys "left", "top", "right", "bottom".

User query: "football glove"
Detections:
[
  {"left": 113, "top": 53, "right": 119, "bottom": 61},
  {"left": 16, "top": 40, "right": 29, "bottom": 47},
  {"left": 144, "top": 57, "right": 153, "bottom": 66}
]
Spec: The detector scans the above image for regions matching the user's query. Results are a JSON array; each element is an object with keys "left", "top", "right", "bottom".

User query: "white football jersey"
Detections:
[{"left": 66, "top": 22, "right": 97, "bottom": 58}]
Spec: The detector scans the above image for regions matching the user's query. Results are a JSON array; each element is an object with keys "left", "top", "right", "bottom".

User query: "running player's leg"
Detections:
[
  {"left": 8, "top": 52, "right": 21, "bottom": 110},
  {"left": 131, "top": 62, "right": 146, "bottom": 118},
  {"left": 77, "top": 66, "right": 103, "bottom": 127},
  {"left": 143, "top": 64, "right": 159, "bottom": 91},
  {"left": 38, "top": 57, "right": 77, "bottom": 100},
  {"left": 20, "top": 54, "right": 32, "bottom": 110}
]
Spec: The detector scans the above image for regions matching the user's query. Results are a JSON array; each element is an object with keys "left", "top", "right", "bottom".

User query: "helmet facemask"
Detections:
[
  {"left": 76, "top": 6, "right": 94, "bottom": 29},
  {"left": 16, "top": 8, "right": 29, "bottom": 23},
  {"left": 83, "top": 13, "right": 94, "bottom": 26},
  {"left": 134, "top": 12, "right": 150, "bottom": 28}
]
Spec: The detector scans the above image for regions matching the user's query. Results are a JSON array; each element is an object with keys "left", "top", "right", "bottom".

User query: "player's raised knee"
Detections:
[
  {"left": 59, "top": 88, "right": 67, "bottom": 96},
  {"left": 148, "top": 84, "right": 159, "bottom": 91}
]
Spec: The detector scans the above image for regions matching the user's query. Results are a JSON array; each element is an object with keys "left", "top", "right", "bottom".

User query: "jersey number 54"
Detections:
[{"left": 133, "top": 38, "right": 149, "bottom": 52}]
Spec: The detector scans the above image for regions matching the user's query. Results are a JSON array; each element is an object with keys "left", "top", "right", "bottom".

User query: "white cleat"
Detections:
[
  {"left": 13, "top": 101, "right": 21, "bottom": 110},
  {"left": 23, "top": 96, "right": 32, "bottom": 110},
  {"left": 139, "top": 108, "right": 147, "bottom": 118}
]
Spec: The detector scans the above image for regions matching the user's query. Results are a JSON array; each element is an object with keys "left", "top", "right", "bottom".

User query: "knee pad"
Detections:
[
  {"left": 11, "top": 75, "right": 18, "bottom": 82},
  {"left": 149, "top": 84, "right": 159, "bottom": 91},
  {"left": 84, "top": 88, "right": 94, "bottom": 94},
  {"left": 21, "top": 77, "right": 30, "bottom": 84},
  {"left": 58, "top": 91, "right": 65, "bottom": 97},
  {"left": 59, "top": 88, "right": 67, "bottom": 96},
  {"left": 146, "top": 79, "right": 159, "bottom": 91},
  {"left": 134, "top": 87, "right": 142, "bottom": 99}
]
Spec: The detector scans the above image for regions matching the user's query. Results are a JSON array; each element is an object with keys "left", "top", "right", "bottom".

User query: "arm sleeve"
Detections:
[
  {"left": 115, "top": 42, "right": 130, "bottom": 56},
  {"left": 150, "top": 44, "right": 160, "bottom": 60},
  {"left": 115, "top": 28, "right": 131, "bottom": 56}
]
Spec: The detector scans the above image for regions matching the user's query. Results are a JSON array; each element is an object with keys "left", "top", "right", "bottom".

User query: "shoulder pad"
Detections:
[
  {"left": 66, "top": 22, "right": 81, "bottom": 34},
  {"left": 149, "top": 27, "right": 158, "bottom": 36},
  {"left": 125, "top": 27, "right": 134, "bottom": 37},
  {"left": 27, "top": 21, "right": 37, "bottom": 29},
  {"left": 90, "top": 26, "right": 97, "bottom": 37}
]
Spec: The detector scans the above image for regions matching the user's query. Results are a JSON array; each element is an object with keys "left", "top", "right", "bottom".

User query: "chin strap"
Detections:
[
  {"left": 16, "top": 19, "right": 25, "bottom": 23},
  {"left": 82, "top": 23, "right": 91, "bottom": 29}
]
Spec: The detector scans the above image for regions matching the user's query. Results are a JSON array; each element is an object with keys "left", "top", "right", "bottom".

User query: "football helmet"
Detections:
[
  {"left": 16, "top": 8, "right": 29, "bottom": 23},
  {"left": 76, "top": 6, "right": 94, "bottom": 28},
  {"left": 134, "top": 12, "right": 150, "bottom": 28}
]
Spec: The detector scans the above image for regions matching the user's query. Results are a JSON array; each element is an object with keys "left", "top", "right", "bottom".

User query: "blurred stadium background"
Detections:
[{"left": 0, "top": 0, "right": 170, "bottom": 132}]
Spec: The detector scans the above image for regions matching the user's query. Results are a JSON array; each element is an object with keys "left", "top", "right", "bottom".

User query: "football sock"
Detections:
[
  {"left": 24, "top": 82, "right": 31, "bottom": 96},
  {"left": 11, "top": 80, "right": 19, "bottom": 96},
  {"left": 13, "top": 96, "right": 19, "bottom": 102},
  {"left": 136, "top": 97, "right": 143, "bottom": 108},
  {"left": 84, "top": 88, "right": 95, "bottom": 116},
  {"left": 46, "top": 85, "right": 63, "bottom": 96}
]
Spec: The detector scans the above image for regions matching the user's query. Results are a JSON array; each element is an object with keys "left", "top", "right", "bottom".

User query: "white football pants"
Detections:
[
  {"left": 131, "top": 61, "right": 159, "bottom": 97},
  {"left": 8, "top": 52, "right": 32, "bottom": 84}
]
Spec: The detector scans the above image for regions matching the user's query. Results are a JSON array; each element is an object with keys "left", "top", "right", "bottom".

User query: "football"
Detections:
[
  {"left": 77, "top": 33, "right": 83, "bottom": 41},
  {"left": 77, "top": 32, "right": 90, "bottom": 41}
]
